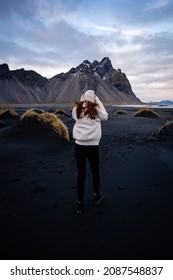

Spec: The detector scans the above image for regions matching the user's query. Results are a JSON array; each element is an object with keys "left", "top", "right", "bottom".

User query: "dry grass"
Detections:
[
  {"left": 54, "top": 109, "right": 71, "bottom": 117},
  {"left": 20, "top": 109, "right": 69, "bottom": 140},
  {"left": 0, "top": 108, "right": 20, "bottom": 118},
  {"left": 37, "top": 112, "right": 69, "bottom": 141},
  {"left": 133, "top": 108, "right": 159, "bottom": 118},
  {"left": 20, "top": 109, "right": 39, "bottom": 120},
  {"left": 31, "top": 108, "right": 45, "bottom": 114},
  {"left": 113, "top": 110, "right": 127, "bottom": 115},
  {"left": 159, "top": 120, "right": 173, "bottom": 139}
]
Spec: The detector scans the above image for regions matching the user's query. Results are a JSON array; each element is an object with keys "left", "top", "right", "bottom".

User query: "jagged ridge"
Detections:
[{"left": 0, "top": 58, "right": 141, "bottom": 104}]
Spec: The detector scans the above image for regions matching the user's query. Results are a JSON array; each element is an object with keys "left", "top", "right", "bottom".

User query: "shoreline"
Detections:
[{"left": 1, "top": 103, "right": 173, "bottom": 110}]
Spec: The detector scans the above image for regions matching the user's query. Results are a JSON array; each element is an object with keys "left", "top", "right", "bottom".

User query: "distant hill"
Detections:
[
  {"left": 0, "top": 57, "right": 142, "bottom": 104},
  {"left": 148, "top": 100, "right": 173, "bottom": 106}
]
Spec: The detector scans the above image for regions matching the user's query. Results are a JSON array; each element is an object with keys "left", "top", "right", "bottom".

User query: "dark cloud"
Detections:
[
  {"left": 0, "top": 0, "right": 38, "bottom": 19},
  {"left": 133, "top": 32, "right": 173, "bottom": 55},
  {"left": 0, "top": 17, "right": 106, "bottom": 75},
  {"left": 0, "top": 0, "right": 173, "bottom": 100},
  {"left": 109, "top": 0, "right": 173, "bottom": 26}
]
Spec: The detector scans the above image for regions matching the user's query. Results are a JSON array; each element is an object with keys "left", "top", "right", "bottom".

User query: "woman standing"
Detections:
[{"left": 72, "top": 90, "right": 108, "bottom": 213}]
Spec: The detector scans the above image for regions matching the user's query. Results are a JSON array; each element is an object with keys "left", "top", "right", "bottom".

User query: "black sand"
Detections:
[{"left": 0, "top": 106, "right": 173, "bottom": 260}]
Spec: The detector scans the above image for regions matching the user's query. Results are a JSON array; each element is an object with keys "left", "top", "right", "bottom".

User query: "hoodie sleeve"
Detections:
[{"left": 95, "top": 96, "right": 108, "bottom": 121}]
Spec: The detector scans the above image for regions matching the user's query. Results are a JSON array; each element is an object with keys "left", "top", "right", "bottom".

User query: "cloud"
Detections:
[
  {"left": 0, "top": 17, "right": 107, "bottom": 76},
  {"left": 0, "top": 0, "right": 173, "bottom": 101},
  {"left": 0, "top": 0, "right": 38, "bottom": 19},
  {"left": 144, "top": 0, "right": 171, "bottom": 10},
  {"left": 108, "top": 0, "right": 173, "bottom": 27}
]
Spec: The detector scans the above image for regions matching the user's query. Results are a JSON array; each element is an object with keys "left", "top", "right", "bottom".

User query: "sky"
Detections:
[{"left": 0, "top": 0, "right": 173, "bottom": 102}]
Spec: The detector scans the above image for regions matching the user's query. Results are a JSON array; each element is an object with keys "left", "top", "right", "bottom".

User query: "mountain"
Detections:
[
  {"left": 0, "top": 57, "right": 142, "bottom": 104},
  {"left": 148, "top": 100, "right": 173, "bottom": 106},
  {"left": 0, "top": 64, "right": 49, "bottom": 104}
]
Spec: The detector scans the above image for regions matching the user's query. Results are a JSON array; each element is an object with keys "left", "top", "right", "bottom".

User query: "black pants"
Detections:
[{"left": 74, "top": 144, "right": 100, "bottom": 202}]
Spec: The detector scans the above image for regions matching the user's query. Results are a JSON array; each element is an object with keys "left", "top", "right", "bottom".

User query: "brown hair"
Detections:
[{"left": 75, "top": 101, "right": 98, "bottom": 119}]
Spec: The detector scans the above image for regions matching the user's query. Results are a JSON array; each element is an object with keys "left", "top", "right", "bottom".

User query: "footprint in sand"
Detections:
[
  {"left": 29, "top": 187, "right": 49, "bottom": 193},
  {"left": 51, "top": 203, "right": 60, "bottom": 209},
  {"left": 51, "top": 169, "right": 58, "bottom": 173},
  {"left": 0, "top": 156, "right": 10, "bottom": 161},
  {"left": 16, "top": 159, "right": 24, "bottom": 167},
  {"left": 153, "top": 183, "right": 160, "bottom": 187},
  {"left": 16, "top": 159, "right": 24, "bottom": 163},
  {"left": 0, "top": 212, "right": 11, "bottom": 218},
  {"left": 117, "top": 187, "right": 125, "bottom": 190},
  {"left": 127, "top": 203, "right": 143, "bottom": 209},
  {"left": 43, "top": 166, "right": 48, "bottom": 170},
  {"left": 51, "top": 196, "right": 64, "bottom": 209},
  {"left": 134, "top": 203, "right": 143, "bottom": 207},
  {"left": 16, "top": 163, "right": 23, "bottom": 168},
  {"left": 12, "top": 178, "right": 20, "bottom": 182},
  {"left": 127, "top": 205, "right": 136, "bottom": 209},
  {"left": 0, "top": 198, "right": 16, "bottom": 204},
  {"left": 30, "top": 181, "right": 36, "bottom": 185}
]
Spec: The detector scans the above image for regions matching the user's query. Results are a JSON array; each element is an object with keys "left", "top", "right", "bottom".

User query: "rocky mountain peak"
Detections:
[
  {"left": 66, "top": 57, "right": 114, "bottom": 78},
  {"left": 0, "top": 63, "right": 11, "bottom": 80},
  {"left": 100, "top": 57, "right": 113, "bottom": 69},
  {"left": 0, "top": 59, "right": 142, "bottom": 104},
  {"left": 51, "top": 57, "right": 135, "bottom": 95},
  {"left": 78, "top": 60, "right": 92, "bottom": 74},
  {"left": 11, "top": 69, "right": 48, "bottom": 88},
  {"left": 92, "top": 57, "right": 113, "bottom": 78},
  {"left": 82, "top": 59, "right": 91, "bottom": 65}
]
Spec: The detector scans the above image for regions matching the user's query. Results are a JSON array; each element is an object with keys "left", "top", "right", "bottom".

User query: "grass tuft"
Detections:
[
  {"left": 20, "top": 109, "right": 39, "bottom": 120},
  {"left": 0, "top": 108, "right": 20, "bottom": 118},
  {"left": 37, "top": 112, "right": 69, "bottom": 141},
  {"left": 30, "top": 108, "right": 45, "bottom": 114},
  {"left": 133, "top": 108, "right": 159, "bottom": 118},
  {"left": 20, "top": 109, "right": 69, "bottom": 140},
  {"left": 113, "top": 110, "right": 127, "bottom": 115},
  {"left": 159, "top": 119, "right": 173, "bottom": 139},
  {"left": 54, "top": 109, "right": 71, "bottom": 117}
]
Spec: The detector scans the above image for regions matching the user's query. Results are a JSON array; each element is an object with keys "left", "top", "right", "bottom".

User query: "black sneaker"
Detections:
[
  {"left": 94, "top": 192, "right": 104, "bottom": 204},
  {"left": 77, "top": 201, "right": 85, "bottom": 214}
]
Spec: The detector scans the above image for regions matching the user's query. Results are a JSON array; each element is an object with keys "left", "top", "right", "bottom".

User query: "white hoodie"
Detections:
[{"left": 72, "top": 97, "right": 108, "bottom": 146}]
